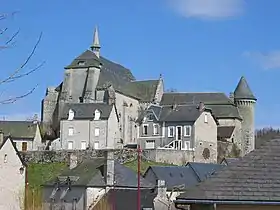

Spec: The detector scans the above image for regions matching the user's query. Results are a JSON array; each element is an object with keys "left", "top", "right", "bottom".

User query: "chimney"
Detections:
[
  {"left": 198, "top": 102, "right": 205, "bottom": 112},
  {"left": 153, "top": 180, "right": 170, "bottom": 210},
  {"left": 69, "top": 153, "right": 78, "bottom": 169},
  {"left": 0, "top": 131, "right": 3, "bottom": 146},
  {"left": 105, "top": 150, "right": 115, "bottom": 187},
  {"left": 172, "top": 103, "right": 177, "bottom": 111}
]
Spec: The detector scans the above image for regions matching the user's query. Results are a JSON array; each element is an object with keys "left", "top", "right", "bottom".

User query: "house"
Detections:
[
  {"left": 0, "top": 120, "right": 43, "bottom": 151},
  {"left": 138, "top": 102, "right": 218, "bottom": 163},
  {"left": 143, "top": 162, "right": 224, "bottom": 201},
  {"left": 42, "top": 152, "right": 154, "bottom": 210},
  {"left": 175, "top": 138, "right": 280, "bottom": 210},
  {"left": 53, "top": 103, "right": 120, "bottom": 150},
  {"left": 0, "top": 135, "right": 26, "bottom": 210}
]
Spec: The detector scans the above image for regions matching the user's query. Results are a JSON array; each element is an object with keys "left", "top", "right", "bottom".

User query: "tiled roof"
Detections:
[
  {"left": 0, "top": 121, "right": 38, "bottom": 139},
  {"left": 177, "top": 138, "right": 280, "bottom": 202},
  {"left": 61, "top": 103, "right": 113, "bottom": 120},
  {"left": 65, "top": 50, "right": 101, "bottom": 69},
  {"left": 217, "top": 126, "right": 235, "bottom": 139}
]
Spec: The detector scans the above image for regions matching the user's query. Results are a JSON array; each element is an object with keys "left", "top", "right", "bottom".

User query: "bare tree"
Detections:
[{"left": 0, "top": 12, "right": 44, "bottom": 104}]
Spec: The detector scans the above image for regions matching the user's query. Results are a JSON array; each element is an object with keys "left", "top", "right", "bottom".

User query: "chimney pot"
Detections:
[
  {"left": 198, "top": 102, "right": 205, "bottom": 111},
  {"left": 0, "top": 131, "right": 4, "bottom": 146}
]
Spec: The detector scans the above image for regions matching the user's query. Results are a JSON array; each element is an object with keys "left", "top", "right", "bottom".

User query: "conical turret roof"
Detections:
[{"left": 234, "top": 76, "right": 256, "bottom": 100}]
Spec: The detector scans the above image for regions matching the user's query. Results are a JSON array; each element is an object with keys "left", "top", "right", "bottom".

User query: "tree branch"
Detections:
[
  {"left": 0, "top": 85, "right": 38, "bottom": 104},
  {"left": 0, "top": 32, "right": 43, "bottom": 84}
]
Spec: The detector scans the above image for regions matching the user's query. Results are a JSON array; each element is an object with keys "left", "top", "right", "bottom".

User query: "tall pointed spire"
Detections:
[{"left": 91, "top": 26, "right": 101, "bottom": 58}]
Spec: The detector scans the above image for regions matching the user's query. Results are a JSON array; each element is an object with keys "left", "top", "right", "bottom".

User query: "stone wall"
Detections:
[{"left": 20, "top": 148, "right": 194, "bottom": 166}]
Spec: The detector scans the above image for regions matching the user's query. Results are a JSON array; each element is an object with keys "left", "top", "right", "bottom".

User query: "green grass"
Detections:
[
  {"left": 27, "top": 162, "right": 67, "bottom": 189},
  {"left": 124, "top": 159, "right": 175, "bottom": 174}
]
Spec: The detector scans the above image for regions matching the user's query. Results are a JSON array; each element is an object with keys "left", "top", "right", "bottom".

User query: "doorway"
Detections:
[{"left": 176, "top": 126, "right": 182, "bottom": 140}]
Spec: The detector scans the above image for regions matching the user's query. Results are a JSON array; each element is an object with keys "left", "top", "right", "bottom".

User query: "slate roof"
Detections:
[
  {"left": 65, "top": 50, "right": 101, "bottom": 69},
  {"left": 44, "top": 159, "right": 153, "bottom": 188},
  {"left": 177, "top": 138, "right": 280, "bottom": 203},
  {"left": 220, "top": 158, "right": 240, "bottom": 166},
  {"left": 106, "top": 189, "right": 156, "bottom": 210},
  {"left": 160, "top": 93, "right": 233, "bottom": 106},
  {"left": 234, "top": 76, "right": 256, "bottom": 101},
  {"left": 117, "top": 80, "right": 159, "bottom": 102},
  {"left": 186, "top": 162, "right": 224, "bottom": 182},
  {"left": 160, "top": 93, "right": 242, "bottom": 120},
  {"left": 0, "top": 121, "right": 38, "bottom": 139},
  {"left": 144, "top": 166, "right": 199, "bottom": 191},
  {"left": 217, "top": 126, "right": 235, "bottom": 139},
  {"left": 159, "top": 105, "right": 212, "bottom": 122},
  {"left": 61, "top": 103, "right": 113, "bottom": 120}
]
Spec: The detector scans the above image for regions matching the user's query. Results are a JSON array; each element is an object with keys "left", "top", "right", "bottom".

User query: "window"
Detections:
[
  {"left": 68, "top": 141, "right": 73, "bottom": 150},
  {"left": 68, "top": 127, "right": 74, "bottom": 136},
  {"left": 168, "top": 126, "right": 175, "bottom": 137},
  {"left": 4, "top": 154, "right": 7, "bottom": 163},
  {"left": 204, "top": 114, "right": 208, "bottom": 123},
  {"left": 22, "top": 142, "right": 27, "bottom": 151},
  {"left": 72, "top": 198, "right": 77, "bottom": 210},
  {"left": 94, "top": 141, "right": 99, "bottom": 149},
  {"left": 153, "top": 124, "right": 159, "bottom": 135},
  {"left": 184, "top": 126, "right": 191, "bottom": 137},
  {"left": 94, "top": 128, "right": 100, "bottom": 137},
  {"left": 147, "top": 114, "right": 153, "bottom": 121},
  {"left": 81, "top": 141, "right": 87, "bottom": 150},
  {"left": 184, "top": 141, "right": 190, "bottom": 150},
  {"left": 94, "top": 109, "right": 101, "bottom": 120},
  {"left": 176, "top": 126, "right": 182, "bottom": 140},
  {"left": 78, "top": 61, "right": 85, "bottom": 66},
  {"left": 145, "top": 140, "right": 155, "bottom": 149},
  {"left": 68, "top": 109, "right": 74, "bottom": 120},
  {"left": 143, "top": 124, "right": 148, "bottom": 135}
]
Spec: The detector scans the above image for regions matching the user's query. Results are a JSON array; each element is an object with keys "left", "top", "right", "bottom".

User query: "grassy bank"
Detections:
[{"left": 26, "top": 162, "right": 67, "bottom": 209}]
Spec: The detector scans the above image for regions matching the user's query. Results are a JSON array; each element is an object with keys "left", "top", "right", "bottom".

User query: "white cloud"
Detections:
[
  {"left": 243, "top": 51, "right": 280, "bottom": 70},
  {"left": 168, "top": 0, "right": 245, "bottom": 19}
]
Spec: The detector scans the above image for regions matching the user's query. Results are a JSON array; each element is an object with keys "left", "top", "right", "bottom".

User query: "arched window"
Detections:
[{"left": 68, "top": 109, "right": 75, "bottom": 120}]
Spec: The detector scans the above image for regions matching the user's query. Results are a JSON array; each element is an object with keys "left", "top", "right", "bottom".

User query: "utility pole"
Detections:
[{"left": 137, "top": 144, "right": 141, "bottom": 210}]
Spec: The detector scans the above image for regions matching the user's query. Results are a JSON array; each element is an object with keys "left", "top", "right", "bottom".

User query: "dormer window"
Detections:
[
  {"left": 77, "top": 61, "right": 85, "bottom": 66},
  {"left": 94, "top": 109, "right": 101, "bottom": 120},
  {"left": 68, "top": 109, "right": 75, "bottom": 120}
]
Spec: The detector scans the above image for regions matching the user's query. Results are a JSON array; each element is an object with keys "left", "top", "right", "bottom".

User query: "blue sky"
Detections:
[{"left": 0, "top": 0, "right": 279, "bottom": 127}]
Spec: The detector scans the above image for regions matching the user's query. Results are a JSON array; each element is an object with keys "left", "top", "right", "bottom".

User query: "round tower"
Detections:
[{"left": 234, "top": 76, "right": 257, "bottom": 156}]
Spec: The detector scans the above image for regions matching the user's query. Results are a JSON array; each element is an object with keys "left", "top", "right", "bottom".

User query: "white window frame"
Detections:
[
  {"left": 94, "top": 109, "right": 101, "bottom": 120},
  {"left": 153, "top": 124, "right": 159, "bottom": 135},
  {"left": 184, "top": 125, "right": 191, "bottom": 137},
  {"left": 143, "top": 124, "right": 148, "bottom": 136},
  {"left": 147, "top": 113, "right": 153, "bottom": 121},
  {"left": 94, "top": 141, "right": 99, "bottom": 149},
  {"left": 81, "top": 141, "right": 87, "bottom": 150},
  {"left": 168, "top": 126, "right": 175, "bottom": 137},
  {"left": 184, "top": 141, "right": 191, "bottom": 150},
  {"left": 204, "top": 113, "right": 208, "bottom": 123},
  {"left": 145, "top": 140, "right": 155, "bottom": 149},
  {"left": 68, "top": 127, "right": 74, "bottom": 136},
  {"left": 94, "top": 128, "right": 100, "bottom": 137},
  {"left": 68, "top": 141, "right": 73, "bottom": 150}
]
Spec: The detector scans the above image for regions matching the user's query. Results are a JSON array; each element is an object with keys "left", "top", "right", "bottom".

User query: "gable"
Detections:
[{"left": 0, "top": 138, "right": 25, "bottom": 167}]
